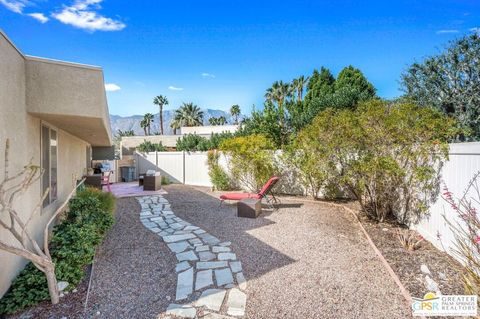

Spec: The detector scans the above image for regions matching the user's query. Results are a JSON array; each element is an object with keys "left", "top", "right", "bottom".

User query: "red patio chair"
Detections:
[
  {"left": 101, "top": 171, "right": 112, "bottom": 192},
  {"left": 220, "top": 176, "right": 280, "bottom": 208}
]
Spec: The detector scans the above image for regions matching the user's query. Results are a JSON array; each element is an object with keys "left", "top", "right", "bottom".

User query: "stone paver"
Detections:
[
  {"left": 168, "top": 241, "right": 192, "bottom": 253},
  {"left": 166, "top": 304, "right": 196, "bottom": 318},
  {"left": 218, "top": 252, "right": 237, "bottom": 261},
  {"left": 215, "top": 268, "right": 234, "bottom": 286},
  {"left": 195, "top": 269, "right": 213, "bottom": 290},
  {"left": 176, "top": 267, "right": 193, "bottom": 300},
  {"left": 226, "top": 288, "right": 247, "bottom": 317},
  {"left": 175, "top": 261, "right": 190, "bottom": 273},
  {"left": 176, "top": 250, "right": 199, "bottom": 262},
  {"left": 137, "top": 195, "right": 248, "bottom": 317},
  {"left": 195, "top": 289, "right": 227, "bottom": 311},
  {"left": 197, "top": 261, "right": 229, "bottom": 270},
  {"left": 229, "top": 261, "right": 242, "bottom": 273},
  {"left": 199, "top": 251, "right": 217, "bottom": 261}
]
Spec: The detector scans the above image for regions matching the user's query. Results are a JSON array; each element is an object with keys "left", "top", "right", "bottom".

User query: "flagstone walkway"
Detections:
[{"left": 137, "top": 195, "right": 247, "bottom": 318}]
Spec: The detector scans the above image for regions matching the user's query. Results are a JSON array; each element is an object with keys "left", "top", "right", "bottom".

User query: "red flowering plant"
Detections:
[{"left": 442, "top": 171, "right": 480, "bottom": 296}]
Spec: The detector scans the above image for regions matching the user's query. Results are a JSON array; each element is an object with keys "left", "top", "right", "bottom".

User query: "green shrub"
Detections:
[
  {"left": 137, "top": 140, "right": 166, "bottom": 153},
  {"left": 220, "top": 134, "right": 277, "bottom": 191},
  {"left": 176, "top": 132, "right": 234, "bottom": 152},
  {"left": 294, "top": 100, "right": 460, "bottom": 224},
  {"left": 161, "top": 175, "right": 170, "bottom": 185},
  {"left": 0, "top": 189, "right": 115, "bottom": 314},
  {"left": 207, "top": 150, "right": 232, "bottom": 191}
]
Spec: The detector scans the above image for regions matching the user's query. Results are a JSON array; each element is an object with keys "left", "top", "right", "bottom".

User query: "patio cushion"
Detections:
[{"left": 220, "top": 193, "right": 262, "bottom": 200}]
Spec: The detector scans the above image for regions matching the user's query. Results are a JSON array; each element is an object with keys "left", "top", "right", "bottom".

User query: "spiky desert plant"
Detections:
[{"left": 443, "top": 171, "right": 480, "bottom": 297}]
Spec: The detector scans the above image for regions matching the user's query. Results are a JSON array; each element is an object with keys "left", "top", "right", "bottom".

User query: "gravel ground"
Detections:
[
  {"left": 165, "top": 185, "right": 411, "bottom": 319},
  {"left": 84, "top": 196, "right": 177, "bottom": 319},
  {"left": 8, "top": 186, "right": 416, "bottom": 318}
]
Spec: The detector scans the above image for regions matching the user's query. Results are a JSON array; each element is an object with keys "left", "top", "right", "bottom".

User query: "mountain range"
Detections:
[{"left": 109, "top": 109, "right": 233, "bottom": 136}]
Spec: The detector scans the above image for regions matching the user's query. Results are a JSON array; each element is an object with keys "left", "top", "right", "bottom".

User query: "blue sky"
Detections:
[{"left": 1, "top": 0, "right": 479, "bottom": 116}]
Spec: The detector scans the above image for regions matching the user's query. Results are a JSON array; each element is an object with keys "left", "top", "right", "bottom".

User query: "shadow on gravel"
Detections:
[{"left": 163, "top": 185, "right": 297, "bottom": 283}]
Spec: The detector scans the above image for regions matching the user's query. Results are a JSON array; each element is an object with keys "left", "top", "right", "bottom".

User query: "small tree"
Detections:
[
  {"left": 401, "top": 33, "right": 480, "bottom": 140},
  {"left": 0, "top": 139, "right": 80, "bottom": 305}
]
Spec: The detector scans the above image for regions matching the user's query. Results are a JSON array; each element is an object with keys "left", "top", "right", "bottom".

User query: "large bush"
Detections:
[
  {"left": 0, "top": 188, "right": 115, "bottom": 314},
  {"left": 219, "top": 134, "right": 277, "bottom": 191},
  {"left": 294, "top": 100, "right": 459, "bottom": 224}
]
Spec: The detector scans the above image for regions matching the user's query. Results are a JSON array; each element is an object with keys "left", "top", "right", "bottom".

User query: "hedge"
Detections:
[{"left": 0, "top": 187, "right": 115, "bottom": 314}]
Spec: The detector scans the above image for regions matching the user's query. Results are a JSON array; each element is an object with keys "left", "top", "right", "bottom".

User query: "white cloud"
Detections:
[
  {"left": 470, "top": 27, "right": 480, "bottom": 34},
  {"left": 168, "top": 86, "right": 184, "bottom": 91},
  {"left": 105, "top": 83, "right": 121, "bottom": 92},
  {"left": 436, "top": 29, "right": 459, "bottom": 34},
  {"left": 52, "top": 0, "right": 126, "bottom": 32},
  {"left": 0, "top": 0, "right": 27, "bottom": 13},
  {"left": 201, "top": 72, "right": 216, "bottom": 78},
  {"left": 28, "top": 12, "right": 48, "bottom": 23}
]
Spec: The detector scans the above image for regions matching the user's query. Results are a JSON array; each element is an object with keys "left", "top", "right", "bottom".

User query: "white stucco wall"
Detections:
[{"left": 0, "top": 31, "right": 92, "bottom": 297}]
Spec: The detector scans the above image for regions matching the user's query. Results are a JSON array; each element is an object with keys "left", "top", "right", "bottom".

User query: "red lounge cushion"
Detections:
[{"left": 220, "top": 193, "right": 261, "bottom": 200}]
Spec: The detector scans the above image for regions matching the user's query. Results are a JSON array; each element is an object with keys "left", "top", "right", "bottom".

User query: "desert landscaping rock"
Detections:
[
  {"left": 420, "top": 264, "right": 431, "bottom": 275},
  {"left": 57, "top": 281, "right": 69, "bottom": 292}
]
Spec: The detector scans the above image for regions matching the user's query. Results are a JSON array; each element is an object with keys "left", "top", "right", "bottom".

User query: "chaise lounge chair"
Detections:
[{"left": 219, "top": 176, "right": 280, "bottom": 208}]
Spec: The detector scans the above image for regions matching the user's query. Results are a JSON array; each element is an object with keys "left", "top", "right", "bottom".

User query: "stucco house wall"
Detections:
[{"left": 0, "top": 30, "right": 111, "bottom": 297}]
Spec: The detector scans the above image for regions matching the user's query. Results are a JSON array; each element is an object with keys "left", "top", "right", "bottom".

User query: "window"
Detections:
[{"left": 41, "top": 124, "right": 57, "bottom": 207}]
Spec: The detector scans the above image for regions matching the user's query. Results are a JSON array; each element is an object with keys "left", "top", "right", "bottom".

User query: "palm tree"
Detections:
[
  {"left": 292, "top": 75, "right": 309, "bottom": 102},
  {"left": 174, "top": 103, "right": 204, "bottom": 127},
  {"left": 265, "top": 80, "right": 291, "bottom": 110},
  {"left": 265, "top": 80, "right": 291, "bottom": 125},
  {"left": 139, "top": 119, "right": 148, "bottom": 136},
  {"left": 153, "top": 95, "right": 169, "bottom": 135},
  {"left": 142, "top": 113, "right": 154, "bottom": 135},
  {"left": 230, "top": 104, "right": 241, "bottom": 124},
  {"left": 217, "top": 116, "right": 226, "bottom": 125},
  {"left": 209, "top": 116, "right": 227, "bottom": 126},
  {"left": 170, "top": 118, "right": 181, "bottom": 135}
]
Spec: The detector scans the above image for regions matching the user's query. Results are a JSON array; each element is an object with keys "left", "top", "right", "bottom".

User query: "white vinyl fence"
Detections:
[
  {"left": 136, "top": 143, "right": 480, "bottom": 262},
  {"left": 414, "top": 142, "right": 480, "bottom": 259},
  {"left": 135, "top": 151, "right": 212, "bottom": 187}
]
